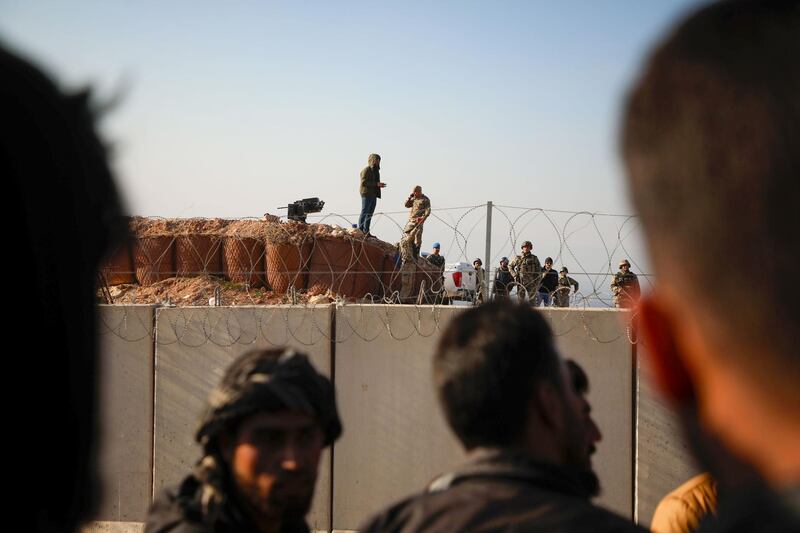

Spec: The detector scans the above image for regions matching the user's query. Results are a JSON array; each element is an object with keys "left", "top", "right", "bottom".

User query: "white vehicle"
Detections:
[{"left": 442, "top": 262, "right": 477, "bottom": 303}]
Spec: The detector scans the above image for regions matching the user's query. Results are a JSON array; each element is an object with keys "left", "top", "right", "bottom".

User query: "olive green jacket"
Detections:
[{"left": 360, "top": 165, "right": 382, "bottom": 198}]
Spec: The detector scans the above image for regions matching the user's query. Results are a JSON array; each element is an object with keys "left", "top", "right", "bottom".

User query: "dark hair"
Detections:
[
  {"left": 545, "top": 257, "right": 553, "bottom": 264},
  {"left": 566, "top": 360, "right": 589, "bottom": 395},
  {"left": 433, "top": 300, "right": 562, "bottom": 449},
  {"left": 622, "top": 0, "right": 800, "bottom": 364}
]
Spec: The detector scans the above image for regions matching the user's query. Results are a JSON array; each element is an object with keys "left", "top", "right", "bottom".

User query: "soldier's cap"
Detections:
[
  {"left": 500, "top": 257, "right": 509, "bottom": 263},
  {"left": 473, "top": 258, "right": 482, "bottom": 265},
  {"left": 196, "top": 348, "right": 342, "bottom": 449},
  {"left": 560, "top": 267, "right": 568, "bottom": 273},
  {"left": 432, "top": 242, "right": 441, "bottom": 249},
  {"left": 522, "top": 240, "right": 532, "bottom": 248},
  {"left": 619, "top": 259, "right": 631, "bottom": 267}
]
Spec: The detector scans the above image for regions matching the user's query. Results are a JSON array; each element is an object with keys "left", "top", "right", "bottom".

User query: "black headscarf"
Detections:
[{"left": 196, "top": 348, "right": 342, "bottom": 449}]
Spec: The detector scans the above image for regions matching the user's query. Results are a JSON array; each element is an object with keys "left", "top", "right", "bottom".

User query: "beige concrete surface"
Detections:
[
  {"left": 96, "top": 305, "right": 156, "bottom": 522},
  {"left": 153, "top": 305, "right": 334, "bottom": 532},
  {"left": 634, "top": 341, "right": 700, "bottom": 527},
  {"left": 333, "top": 305, "right": 467, "bottom": 530},
  {"left": 93, "top": 304, "right": 665, "bottom": 531},
  {"left": 544, "top": 308, "right": 636, "bottom": 518}
]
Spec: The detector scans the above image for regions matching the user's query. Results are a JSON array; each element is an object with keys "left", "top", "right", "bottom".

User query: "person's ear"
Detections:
[
  {"left": 533, "top": 381, "right": 565, "bottom": 431},
  {"left": 638, "top": 294, "right": 696, "bottom": 405}
]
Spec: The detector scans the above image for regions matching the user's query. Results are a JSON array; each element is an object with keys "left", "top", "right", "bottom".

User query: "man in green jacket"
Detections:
[{"left": 358, "top": 153, "right": 385, "bottom": 236}]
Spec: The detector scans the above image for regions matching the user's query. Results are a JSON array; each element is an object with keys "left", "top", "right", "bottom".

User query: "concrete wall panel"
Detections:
[
  {"left": 153, "top": 305, "right": 333, "bottom": 532},
  {"left": 634, "top": 342, "right": 700, "bottom": 527},
  {"left": 333, "top": 305, "right": 466, "bottom": 531},
  {"left": 96, "top": 305, "right": 156, "bottom": 522}
]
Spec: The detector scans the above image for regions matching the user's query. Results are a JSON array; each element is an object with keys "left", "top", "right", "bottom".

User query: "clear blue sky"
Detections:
[{"left": 1, "top": 1, "right": 705, "bottom": 283}]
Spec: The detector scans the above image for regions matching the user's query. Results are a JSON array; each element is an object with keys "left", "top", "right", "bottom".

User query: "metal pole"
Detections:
[{"left": 485, "top": 201, "right": 493, "bottom": 298}]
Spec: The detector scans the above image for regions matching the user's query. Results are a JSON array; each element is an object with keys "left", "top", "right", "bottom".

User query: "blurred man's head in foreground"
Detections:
[
  {"left": 3, "top": 43, "right": 126, "bottom": 531},
  {"left": 622, "top": 0, "right": 800, "bottom": 486}
]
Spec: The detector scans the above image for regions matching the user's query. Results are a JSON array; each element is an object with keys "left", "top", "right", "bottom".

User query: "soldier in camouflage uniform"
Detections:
[
  {"left": 493, "top": 257, "right": 513, "bottom": 299},
  {"left": 510, "top": 241, "right": 542, "bottom": 303},
  {"left": 473, "top": 258, "right": 487, "bottom": 304},
  {"left": 553, "top": 266, "right": 579, "bottom": 308},
  {"left": 426, "top": 242, "right": 445, "bottom": 270},
  {"left": 610, "top": 259, "right": 641, "bottom": 308},
  {"left": 399, "top": 234, "right": 417, "bottom": 303},
  {"left": 403, "top": 185, "right": 431, "bottom": 257}
]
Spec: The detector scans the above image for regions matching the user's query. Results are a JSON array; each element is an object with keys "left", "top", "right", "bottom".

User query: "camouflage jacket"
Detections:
[
  {"left": 610, "top": 270, "right": 640, "bottom": 298},
  {"left": 405, "top": 194, "right": 431, "bottom": 222},
  {"left": 426, "top": 253, "right": 445, "bottom": 269},
  {"left": 510, "top": 252, "right": 542, "bottom": 286},
  {"left": 558, "top": 275, "right": 579, "bottom": 292}
]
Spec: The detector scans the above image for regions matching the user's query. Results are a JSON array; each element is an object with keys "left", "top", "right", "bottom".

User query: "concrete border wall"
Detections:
[
  {"left": 90, "top": 304, "right": 690, "bottom": 532},
  {"left": 332, "top": 305, "right": 467, "bottom": 530}
]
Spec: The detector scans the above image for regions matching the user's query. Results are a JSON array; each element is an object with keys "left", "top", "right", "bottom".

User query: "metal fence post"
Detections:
[{"left": 485, "top": 201, "right": 493, "bottom": 296}]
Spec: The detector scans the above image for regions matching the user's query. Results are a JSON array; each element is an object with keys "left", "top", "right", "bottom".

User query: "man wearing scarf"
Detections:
[{"left": 146, "top": 349, "right": 342, "bottom": 533}]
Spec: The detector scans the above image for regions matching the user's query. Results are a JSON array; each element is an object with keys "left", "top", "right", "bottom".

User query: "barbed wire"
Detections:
[
  {"left": 99, "top": 301, "right": 636, "bottom": 348},
  {"left": 98, "top": 204, "right": 646, "bottom": 346}
]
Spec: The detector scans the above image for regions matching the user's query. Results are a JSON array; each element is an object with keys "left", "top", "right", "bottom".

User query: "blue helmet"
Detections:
[{"left": 432, "top": 242, "right": 441, "bottom": 249}]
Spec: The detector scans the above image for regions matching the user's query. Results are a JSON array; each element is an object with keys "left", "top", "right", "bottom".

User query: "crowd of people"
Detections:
[
  {"left": 438, "top": 240, "right": 638, "bottom": 309},
  {"left": 8, "top": 1, "right": 798, "bottom": 532},
  {"left": 359, "top": 155, "right": 641, "bottom": 308}
]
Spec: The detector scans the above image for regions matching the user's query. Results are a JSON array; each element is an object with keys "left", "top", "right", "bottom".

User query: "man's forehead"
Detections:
[{"left": 240, "top": 410, "right": 319, "bottom": 431}]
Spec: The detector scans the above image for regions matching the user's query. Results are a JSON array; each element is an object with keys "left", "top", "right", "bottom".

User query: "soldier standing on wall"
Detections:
[
  {"left": 610, "top": 259, "right": 640, "bottom": 308},
  {"left": 426, "top": 242, "right": 445, "bottom": 270},
  {"left": 554, "top": 267, "right": 579, "bottom": 308},
  {"left": 510, "top": 241, "right": 542, "bottom": 303},
  {"left": 493, "top": 257, "right": 513, "bottom": 299},
  {"left": 473, "top": 258, "right": 487, "bottom": 304},
  {"left": 403, "top": 185, "right": 431, "bottom": 259}
]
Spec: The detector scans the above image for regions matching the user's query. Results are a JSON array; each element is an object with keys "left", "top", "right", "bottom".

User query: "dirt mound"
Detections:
[
  {"left": 100, "top": 277, "right": 310, "bottom": 306},
  {"left": 100, "top": 217, "right": 407, "bottom": 305},
  {"left": 172, "top": 218, "right": 231, "bottom": 235}
]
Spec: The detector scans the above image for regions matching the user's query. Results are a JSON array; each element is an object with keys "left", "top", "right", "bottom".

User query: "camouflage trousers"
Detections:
[
  {"left": 613, "top": 295, "right": 635, "bottom": 308},
  {"left": 516, "top": 282, "right": 539, "bottom": 303},
  {"left": 399, "top": 234, "right": 417, "bottom": 302},
  {"left": 553, "top": 288, "right": 571, "bottom": 308},
  {"left": 404, "top": 220, "right": 424, "bottom": 249}
]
